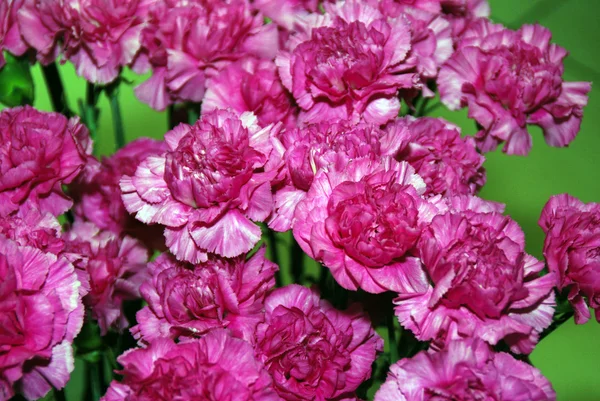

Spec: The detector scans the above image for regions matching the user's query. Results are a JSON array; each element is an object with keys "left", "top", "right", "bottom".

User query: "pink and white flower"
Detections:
[
  {"left": 121, "top": 109, "right": 282, "bottom": 263},
  {"left": 277, "top": 0, "right": 420, "bottom": 125},
  {"left": 255, "top": 285, "right": 383, "bottom": 400},
  {"left": 293, "top": 157, "right": 438, "bottom": 294},
  {"left": 0, "top": 106, "right": 91, "bottom": 217},
  {"left": 63, "top": 221, "right": 149, "bottom": 335},
  {"left": 270, "top": 119, "right": 406, "bottom": 232},
  {"left": 375, "top": 339, "right": 556, "bottom": 401},
  {"left": 18, "top": 0, "right": 153, "bottom": 83},
  {"left": 0, "top": 0, "right": 27, "bottom": 68},
  {"left": 0, "top": 236, "right": 84, "bottom": 400},
  {"left": 0, "top": 207, "right": 64, "bottom": 255},
  {"left": 372, "top": 0, "right": 453, "bottom": 92},
  {"left": 394, "top": 196, "right": 556, "bottom": 354},
  {"left": 70, "top": 138, "right": 167, "bottom": 250},
  {"left": 102, "top": 330, "right": 281, "bottom": 401},
  {"left": 253, "top": 0, "right": 334, "bottom": 31},
  {"left": 396, "top": 116, "right": 486, "bottom": 197},
  {"left": 540, "top": 194, "right": 600, "bottom": 324},
  {"left": 132, "top": 246, "right": 277, "bottom": 344},
  {"left": 438, "top": 20, "right": 591, "bottom": 155},
  {"left": 134, "top": 0, "right": 278, "bottom": 110},
  {"left": 203, "top": 57, "right": 296, "bottom": 129}
]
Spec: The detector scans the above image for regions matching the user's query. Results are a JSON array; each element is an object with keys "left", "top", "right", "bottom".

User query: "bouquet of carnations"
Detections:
[{"left": 0, "top": 0, "right": 596, "bottom": 400}]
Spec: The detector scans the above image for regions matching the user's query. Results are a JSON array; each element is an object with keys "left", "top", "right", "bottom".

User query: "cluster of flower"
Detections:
[{"left": 0, "top": 0, "right": 597, "bottom": 400}]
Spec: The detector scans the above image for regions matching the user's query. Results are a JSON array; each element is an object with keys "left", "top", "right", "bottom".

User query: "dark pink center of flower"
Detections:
[
  {"left": 160, "top": 269, "right": 221, "bottom": 326},
  {"left": 165, "top": 119, "right": 263, "bottom": 208},
  {"left": 299, "top": 19, "right": 389, "bottom": 102},
  {"left": 427, "top": 214, "right": 528, "bottom": 319},
  {"left": 130, "top": 353, "right": 248, "bottom": 399},
  {"left": 423, "top": 372, "right": 497, "bottom": 401},
  {"left": 284, "top": 122, "right": 387, "bottom": 191},
  {"left": 259, "top": 306, "right": 352, "bottom": 399},
  {"left": 325, "top": 179, "right": 420, "bottom": 268},
  {"left": 481, "top": 42, "right": 562, "bottom": 121}
]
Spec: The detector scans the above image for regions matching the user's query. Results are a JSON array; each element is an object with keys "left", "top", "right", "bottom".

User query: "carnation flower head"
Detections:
[
  {"left": 134, "top": 0, "right": 278, "bottom": 110},
  {"left": 18, "top": 0, "right": 152, "bottom": 83},
  {"left": 372, "top": 1, "right": 490, "bottom": 40},
  {"left": 0, "top": 207, "right": 64, "bottom": 255},
  {"left": 394, "top": 196, "right": 556, "bottom": 354},
  {"left": 63, "top": 221, "right": 149, "bottom": 335},
  {"left": 102, "top": 330, "right": 281, "bottom": 401},
  {"left": 0, "top": 0, "right": 27, "bottom": 68},
  {"left": 375, "top": 339, "right": 556, "bottom": 401},
  {"left": 0, "top": 106, "right": 91, "bottom": 217},
  {"left": 293, "top": 157, "right": 438, "bottom": 294},
  {"left": 438, "top": 20, "right": 591, "bottom": 155},
  {"left": 0, "top": 236, "right": 84, "bottom": 400},
  {"left": 539, "top": 194, "right": 600, "bottom": 324},
  {"left": 396, "top": 116, "right": 486, "bottom": 197},
  {"left": 203, "top": 57, "right": 297, "bottom": 129},
  {"left": 370, "top": 0, "right": 453, "bottom": 92},
  {"left": 277, "top": 0, "right": 420, "bottom": 125},
  {"left": 132, "top": 246, "right": 278, "bottom": 345},
  {"left": 70, "top": 137, "right": 167, "bottom": 250},
  {"left": 253, "top": 0, "right": 336, "bottom": 30},
  {"left": 121, "top": 109, "right": 281, "bottom": 263},
  {"left": 269, "top": 119, "right": 406, "bottom": 232},
  {"left": 255, "top": 285, "right": 383, "bottom": 400}
]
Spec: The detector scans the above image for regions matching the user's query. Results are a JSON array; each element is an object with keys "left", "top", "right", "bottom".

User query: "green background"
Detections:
[{"left": 18, "top": 0, "right": 600, "bottom": 399}]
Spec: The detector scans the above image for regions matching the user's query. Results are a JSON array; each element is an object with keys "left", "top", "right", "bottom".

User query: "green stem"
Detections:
[
  {"left": 539, "top": 309, "right": 575, "bottom": 342},
  {"left": 188, "top": 103, "right": 200, "bottom": 125},
  {"left": 54, "top": 388, "right": 67, "bottom": 401},
  {"left": 266, "top": 229, "right": 282, "bottom": 287},
  {"left": 290, "top": 239, "right": 304, "bottom": 284},
  {"left": 415, "top": 96, "right": 431, "bottom": 117},
  {"left": 41, "top": 63, "right": 72, "bottom": 117},
  {"left": 109, "top": 87, "right": 125, "bottom": 149},
  {"left": 88, "top": 358, "right": 104, "bottom": 401},
  {"left": 387, "top": 312, "right": 399, "bottom": 364},
  {"left": 398, "top": 326, "right": 425, "bottom": 359},
  {"left": 85, "top": 82, "right": 100, "bottom": 140}
]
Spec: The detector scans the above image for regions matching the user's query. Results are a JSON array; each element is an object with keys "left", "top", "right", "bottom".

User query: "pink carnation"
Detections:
[
  {"left": 371, "top": 1, "right": 453, "bottom": 91},
  {"left": 255, "top": 285, "right": 383, "bottom": 400},
  {"left": 134, "top": 0, "right": 278, "bottom": 110},
  {"left": 0, "top": 106, "right": 91, "bottom": 217},
  {"left": 253, "top": 0, "right": 334, "bottom": 30},
  {"left": 293, "top": 157, "right": 437, "bottom": 294},
  {"left": 102, "top": 330, "right": 281, "bottom": 401},
  {"left": 440, "top": 0, "right": 490, "bottom": 40},
  {"left": 375, "top": 339, "right": 556, "bottom": 401},
  {"left": 0, "top": 207, "right": 64, "bottom": 255},
  {"left": 70, "top": 138, "right": 167, "bottom": 250},
  {"left": 203, "top": 57, "right": 296, "bottom": 129},
  {"left": 63, "top": 221, "right": 149, "bottom": 335},
  {"left": 539, "top": 194, "right": 600, "bottom": 324},
  {"left": 132, "top": 246, "right": 277, "bottom": 344},
  {"left": 121, "top": 110, "right": 281, "bottom": 263},
  {"left": 0, "top": 236, "right": 84, "bottom": 400},
  {"left": 277, "top": 0, "right": 420, "bottom": 125},
  {"left": 394, "top": 196, "right": 556, "bottom": 354},
  {"left": 438, "top": 20, "right": 591, "bottom": 155},
  {"left": 396, "top": 116, "right": 486, "bottom": 197},
  {"left": 374, "top": 1, "right": 490, "bottom": 40},
  {"left": 0, "top": 0, "right": 27, "bottom": 68},
  {"left": 270, "top": 119, "right": 406, "bottom": 232},
  {"left": 18, "top": 0, "right": 151, "bottom": 83}
]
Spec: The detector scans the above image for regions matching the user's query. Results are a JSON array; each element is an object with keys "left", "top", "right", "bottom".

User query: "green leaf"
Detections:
[
  {"left": 0, "top": 53, "right": 34, "bottom": 107},
  {"left": 74, "top": 320, "right": 103, "bottom": 355}
]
